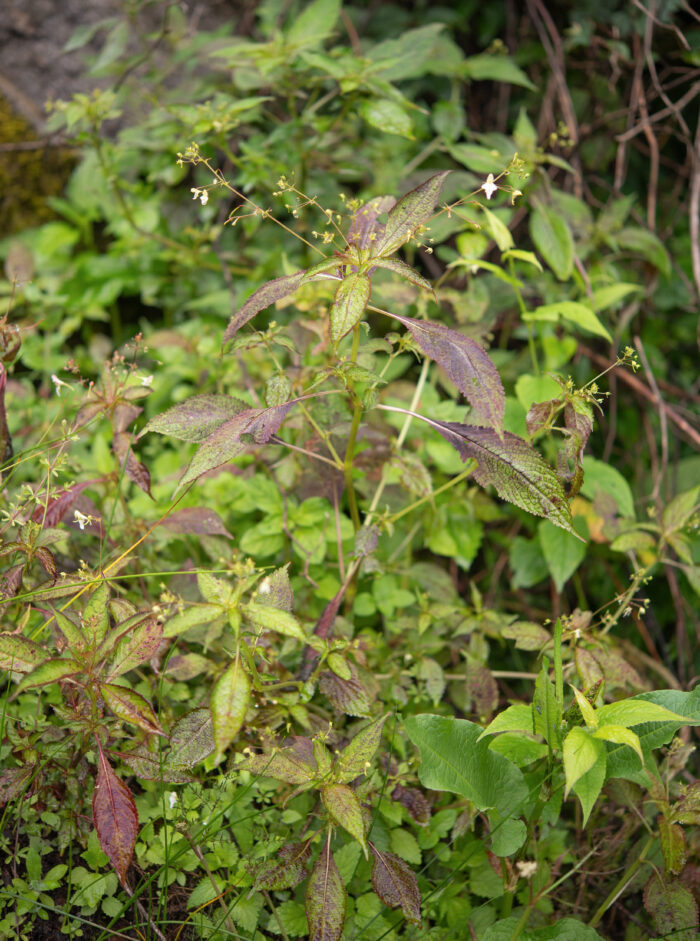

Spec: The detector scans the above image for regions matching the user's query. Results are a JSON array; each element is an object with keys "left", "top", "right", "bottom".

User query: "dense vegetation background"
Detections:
[{"left": 0, "top": 2, "right": 699, "bottom": 939}]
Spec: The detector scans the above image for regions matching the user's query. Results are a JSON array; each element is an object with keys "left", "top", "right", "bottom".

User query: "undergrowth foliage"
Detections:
[{"left": 0, "top": 1, "right": 699, "bottom": 940}]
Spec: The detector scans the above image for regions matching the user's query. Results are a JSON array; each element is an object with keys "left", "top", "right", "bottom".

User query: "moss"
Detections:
[{"left": 0, "top": 96, "right": 75, "bottom": 235}]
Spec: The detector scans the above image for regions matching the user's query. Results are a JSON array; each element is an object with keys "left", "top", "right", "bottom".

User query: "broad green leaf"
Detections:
[
  {"left": 571, "top": 741, "right": 606, "bottom": 826},
  {"left": 359, "top": 98, "right": 414, "bottom": 139},
  {"left": 388, "top": 315, "right": 505, "bottom": 432},
  {"left": 530, "top": 205, "right": 573, "bottom": 280},
  {"left": 223, "top": 272, "right": 304, "bottom": 345},
  {"left": 101, "top": 683, "right": 162, "bottom": 735},
  {"left": 368, "top": 23, "right": 445, "bottom": 82},
  {"left": 563, "top": 728, "right": 603, "bottom": 795},
  {"left": 142, "top": 394, "right": 249, "bottom": 443},
  {"left": 162, "top": 603, "right": 226, "bottom": 639},
  {"left": 169, "top": 707, "right": 215, "bottom": 769},
  {"left": 92, "top": 746, "right": 138, "bottom": 886},
  {"left": 242, "top": 602, "right": 306, "bottom": 642},
  {"left": 0, "top": 633, "right": 45, "bottom": 673},
  {"left": 538, "top": 520, "right": 587, "bottom": 591},
  {"left": 580, "top": 457, "right": 635, "bottom": 518},
  {"left": 448, "top": 142, "right": 507, "bottom": 175},
  {"left": 617, "top": 227, "right": 671, "bottom": 277},
  {"left": 489, "top": 733, "right": 548, "bottom": 767},
  {"left": 515, "top": 374, "right": 562, "bottom": 412},
  {"left": 526, "top": 302, "right": 612, "bottom": 342},
  {"left": 500, "top": 620, "right": 551, "bottom": 651},
  {"left": 369, "top": 845, "right": 421, "bottom": 924},
  {"left": 596, "top": 699, "right": 689, "bottom": 728},
  {"left": 592, "top": 724, "right": 643, "bottom": 763},
  {"left": 14, "top": 657, "right": 82, "bottom": 694},
  {"left": 50, "top": 607, "right": 87, "bottom": 651},
  {"left": 0, "top": 766, "right": 34, "bottom": 806},
  {"left": 330, "top": 273, "right": 371, "bottom": 344},
  {"left": 570, "top": 686, "right": 598, "bottom": 729},
  {"left": 210, "top": 656, "right": 250, "bottom": 761},
  {"left": 489, "top": 812, "right": 527, "bottom": 857},
  {"left": 484, "top": 917, "right": 604, "bottom": 941},
  {"left": 479, "top": 703, "right": 533, "bottom": 738},
  {"left": 373, "top": 172, "right": 450, "bottom": 257},
  {"left": 306, "top": 842, "right": 346, "bottom": 941},
  {"left": 335, "top": 715, "right": 388, "bottom": 783},
  {"left": 480, "top": 205, "right": 514, "bottom": 251},
  {"left": 590, "top": 282, "right": 642, "bottom": 310},
  {"left": 404, "top": 715, "right": 527, "bottom": 816},
  {"left": 502, "top": 249, "right": 542, "bottom": 271},
  {"left": 662, "top": 485, "right": 700, "bottom": 533},
  {"left": 243, "top": 738, "right": 318, "bottom": 785},
  {"left": 322, "top": 784, "right": 368, "bottom": 856},
  {"left": 461, "top": 54, "right": 535, "bottom": 90},
  {"left": 286, "top": 0, "right": 341, "bottom": 47},
  {"left": 371, "top": 257, "right": 434, "bottom": 294}
]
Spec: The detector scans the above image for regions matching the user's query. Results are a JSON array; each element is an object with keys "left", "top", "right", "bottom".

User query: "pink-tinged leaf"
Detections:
[
  {"left": 251, "top": 841, "right": 312, "bottom": 891},
  {"left": 526, "top": 399, "right": 560, "bottom": 436},
  {"left": 210, "top": 656, "right": 250, "bottom": 760},
  {"left": 0, "top": 633, "right": 45, "bottom": 672},
  {"left": 389, "top": 315, "right": 504, "bottom": 432},
  {"left": 35, "top": 547, "right": 58, "bottom": 581},
  {"left": 160, "top": 507, "right": 233, "bottom": 539},
  {"left": 321, "top": 784, "right": 368, "bottom": 856},
  {"left": 369, "top": 844, "right": 421, "bottom": 925},
  {"left": 335, "top": 715, "right": 388, "bottom": 783},
  {"left": 50, "top": 607, "right": 87, "bottom": 652},
  {"left": 370, "top": 258, "right": 434, "bottom": 295},
  {"left": 348, "top": 195, "right": 396, "bottom": 250},
  {"left": 306, "top": 841, "right": 347, "bottom": 941},
  {"left": 644, "top": 872, "right": 698, "bottom": 941},
  {"left": 243, "top": 737, "right": 318, "bottom": 785},
  {"left": 330, "top": 272, "right": 371, "bottom": 344},
  {"left": 93, "top": 744, "right": 139, "bottom": 886},
  {"left": 101, "top": 683, "right": 163, "bottom": 735},
  {"left": 141, "top": 394, "right": 249, "bottom": 443},
  {"left": 0, "top": 766, "right": 33, "bottom": 806},
  {"left": 112, "top": 402, "right": 143, "bottom": 434},
  {"left": 223, "top": 271, "right": 305, "bottom": 346},
  {"left": 31, "top": 479, "right": 103, "bottom": 529},
  {"left": 105, "top": 615, "right": 163, "bottom": 678},
  {"left": 113, "top": 433, "right": 152, "bottom": 498},
  {"left": 169, "top": 707, "right": 215, "bottom": 769},
  {"left": 177, "top": 402, "right": 296, "bottom": 492},
  {"left": 114, "top": 745, "right": 195, "bottom": 783},
  {"left": 319, "top": 661, "right": 372, "bottom": 717},
  {"left": 391, "top": 785, "right": 431, "bottom": 825},
  {"left": 0, "top": 563, "right": 24, "bottom": 601},
  {"left": 82, "top": 580, "right": 110, "bottom": 647},
  {"left": 373, "top": 172, "right": 450, "bottom": 257},
  {"left": 14, "top": 657, "right": 82, "bottom": 695}
]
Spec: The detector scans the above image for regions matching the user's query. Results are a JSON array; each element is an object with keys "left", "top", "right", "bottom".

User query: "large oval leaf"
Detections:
[{"left": 210, "top": 656, "right": 251, "bottom": 761}]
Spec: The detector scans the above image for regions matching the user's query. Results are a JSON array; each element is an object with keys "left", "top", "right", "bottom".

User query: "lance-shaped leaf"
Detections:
[
  {"left": 13, "top": 657, "right": 82, "bottom": 695},
  {"left": 113, "top": 432, "right": 152, "bottom": 498},
  {"left": 306, "top": 841, "right": 346, "bottom": 941},
  {"left": 319, "top": 662, "right": 372, "bottom": 717},
  {"left": 50, "top": 607, "right": 87, "bottom": 652},
  {"left": 93, "top": 744, "right": 139, "bottom": 886},
  {"left": 115, "top": 745, "right": 195, "bottom": 783},
  {"left": 242, "top": 738, "right": 318, "bottom": 785},
  {"left": 255, "top": 564, "right": 293, "bottom": 611},
  {"left": 101, "top": 683, "right": 162, "bottom": 735},
  {"left": 252, "top": 841, "right": 312, "bottom": 891},
  {"left": 322, "top": 784, "right": 368, "bottom": 857},
  {"left": 210, "top": 656, "right": 250, "bottom": 761},
  {"left": 82, "top": 580, "right": 110, "bottom": 648},
  {"left": 159, "top": 507, "right": 233, "bottom": 539},
  {"left": 335, "top": 715, "right": 388, "bottom": 783},
  {"left": 0, "top": 766, "right": 34, "bottom": 806},
  {"left": 330, "top": 272, "right": 371, "bottom": 344},
  {"left": 300, "top": 256, "right": 345, "bottom": 284},
  {"left": 177, "top": 402, "right": 296, "bottom": 492},
  {"left": 242, "top": 601, "right": 306, "bottom": 642},
  {"left": 223, "top": 272, "right": 305, "bottom": 346},
  {"left": 372, "top": 171, "right": 450, "bottom": 257},
  {"left": 379, "top": 406, "right": 578, "bottom": 537},
  {"left": 369, "top": 844, "right": 421, "bottom": 924},
  {"left": 348, "top": 195, "right": 395, "bottom": 250},
  {"left": 370, "top": 257, "right": 434, "bottom": 295},
  {"left": 105, "top": 615, "right": 163, "bottom": 678},
  {"left": 388, "top": 315, "right": 504, "bottom": 432},
  {"left": 0, "top": 633, "right": 45, "bottom": 672},
  {"left": 141, "top": 394, "right": 249, "bottom": 443},
  {"left": 169, "top": 707, "right": 215, "bottom": 769}
]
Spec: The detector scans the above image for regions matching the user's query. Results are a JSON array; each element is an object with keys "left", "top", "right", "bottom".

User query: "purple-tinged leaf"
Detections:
[
  {"left": 169, "top": 707, "right": 215, "bottom": 768},
  {"left": 93, "top": 744, "right": 138, "bottom": 886},
  {"left": 319, "top": 661, "right": 372, "bottom": 717},
  {"left": 31, "top": 479, "right": 103, "bottom": 529},
  {"left": 255, "top": 564, "right": 293, "bottom": 611},
  {"left": 369, "top": 844, "right": 421, "bottom": 924},
  {"left": 379, "top": 406, "right": 579, "bottom": 537},
  {"left": 322, "top": 784, "right": 368, "bottom": 856},
  {"left": 223, "top": 272, "right": 305, "bottom": 346},
  {"left": 35, "top": 547, "right": 57, "bottom": 581},
  {"left": 101, "top": 683, "right": 163, "bottom": 735},
  {"left": 330, "top": 272, "right": 371, "bottom": 344},
  {"left": 82, "top": 580, "right": 110, "bottom": 648},
  {"left": 391, "top": 785, "right": 431, "bottom": 825},
  {"left": 0, "top": 766, "right": 33, "bottom": 806},
  {"left": 0, "top": 633, "right": 44, "bottom": 672},
  {"left": 141, "top": 394, "right": 249, "bottom": 443},
  {"left": 105, "top": 615, "right": 163, "bottom": 678},
  {"left": 115, "top": 745, "right": 195, "bottom": 783},
  {"left": 370, "top": 258, "right": 434, "bottom": 295},
  {"left": 14, "top": 657, "right": 82, "bottom": 695},
  {"left": 50, "top": 607, "right": 87, "bottom": 652},
  {"left": 177, "top": 402, "right": 296, "bottom": 492},
  {"left": 112, "top": 402, "right": 142, "bottom": 434},
  {"left": 348, "top": 195, "right": 396, "bottom": 251},
  {"left": 210, "top": 656, "right": 250, "bottom": 761},
  {"left": 335, "top": 715, "right": 388, "bottom": 783},
  {"left": 306, "top": 841, "right": 346, "bottom": 941},
  {"left": 373, "top": 172, "right": 450, "bottom": 257},
  {"left": 251, "top": 841, "right": 312, "bottom": 891},
  {"left": 113, "top": 433, "right": 152, "bottom": 498},
  {"left": 160, "top": 507, "right": 233, "bottom": 539},
  {"left": 526, "top": 399, "right": 561, "bottom": 436},
  {"left": 164, "top": 653, "right": 211, "bottom": 680},
  {"left": 242, "top": 737, "right": 318, "bottom": 785},
  {"left": 301, "top": 257, "right": 345, "bottom": 284},
  {"left": 389, "top": 315, "right": 504, "bottom": 431},
  {"left": 643, "top": 872, "right": 697, "bottom": 941}
]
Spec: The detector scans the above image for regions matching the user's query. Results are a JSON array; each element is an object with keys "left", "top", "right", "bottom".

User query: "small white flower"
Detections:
[
  {"left": 199, "top": 190, "right": 209, "bottom": 206},
  {"left": 169, "top": 791, "right": 178, "bottom": 809},
  {"left": 139, "top": 374, "right": 154, "bottom": 387},
  {"left": 480, "top": 173, "right": 499, "bottom": 200},
  {"left": 51, "top": 374, "right": 71, "bottom": 397},
  {"left": 74, "top": 510, "right": 90, "bottom": 531},
  {"left": 191, "top": 187, "right": 200, "bottom": 200}
]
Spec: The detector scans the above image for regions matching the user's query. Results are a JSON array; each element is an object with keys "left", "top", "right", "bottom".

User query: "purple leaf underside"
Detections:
[{"left": 223, "top": 272, "right": 305, "bottom": 345}]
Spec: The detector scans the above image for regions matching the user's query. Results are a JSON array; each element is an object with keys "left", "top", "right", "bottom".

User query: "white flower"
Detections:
[
  {"left": 139, "top": 374, "right": 154, "bottom": 387},
  {"left": 51, "top": 374, "right": 71, "bottom": 397},
  {"left": 74, "top": 510, "right": 90, "bottom": 531},
  {"left": 169, "top": 791, "right": 178, "bottom": 809},
  {"left": 191, "top": 187, "right": 200, "bottom": 200},
  {"left": 480, "top": 173, "right": 498, "bottom": 200},
  {"left": 199, "top": 190, "right": 209, "bottom": 206}
]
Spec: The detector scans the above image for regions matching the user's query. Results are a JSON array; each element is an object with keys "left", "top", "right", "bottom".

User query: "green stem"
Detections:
[
  {"left": 344, "top": 401, "right": 363, "bottom": 531},
  {"left": 588, "top": 834, "right": 654, "bottom": 929},
  {"left": 388, "top": 463, "right": 476, "bottom": 525},
  {"left": 553, "top": 618, "right": 564, "bottom": 710}
]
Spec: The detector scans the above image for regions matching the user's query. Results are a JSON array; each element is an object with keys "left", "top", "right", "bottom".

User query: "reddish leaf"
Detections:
[
  {"left": 223, "top": 271, "right": 305, "bottom": 346},
  {"left": 389, "top": 315, "right": 504, "bottom": 432},
  {"left": 141, "top": 393, "right": 249, "bottom": 443},
  {"left": 373, "top": 172, "right": 450, "bottom": 257},
  {"left": 93, "top": 746, "right": 138, "bottom": 886},
  {"left": 252, "top": 841, "right": 312, "bottom": 891},
  {"left": 322, "top": 784, "right": 368, "bottom": 856},
  {"left": 0, "top": 563, "right": 24, "bottom": 601},
  {"left": 0, "top": 766, "right": 34, "bottom": 806},
  {"left": 101, "top": 683, "right": 162, "bottom": 735},
  {"left": 526, "top": 399, "right": 561, "bottom": 436},
  {"left": 210, "top": 655, "right": 250, "bottom": 760},
  {"left": 169, "top": 707, "right": 215, "bottom": 769},
  {"left": 306, "top": 840, "right": 346, "bottom": 941},
  {"left": 319, "top": 661, "right": 372, "bottom": 717},
  {"left": 112, "top": 402, "right": 143, "bottom": 433},
  {"left": 105, "top": 615, "right": 163, "bottom": 678},
  {"left": 115, "top": 745, "right": 195, "bottom": 783},
  {"left": 370, "top": 257, "right": 433, "bottom": 294},
  {"left": 113, "top": 433, "right": 152, "bottom": 498},
  {"left": 330, "top": 272, "right": 371, "bottom": 344},
  {"left": 369, "top": 844, "right": 421, "bottom": 924},
  {"left": 335, "top": 715, "right": 388, "bottom": 783},
  {"left": 0, "top": 633, "right": 45, "bottom": 672},
  {"left": 35, "top": 547, "right": 57, "bottom": 581},
  {"left": 31, "top": 479, "right": 103, "bottom": 528},
  {"left": 160, "top": 507, "right": 233, "bottom": 539},
  {"left": 348, "top": 195, "right": 395, "bottom": 250},
  {"left": 391, "top": 785, "right": 431, "bottom": 825}
]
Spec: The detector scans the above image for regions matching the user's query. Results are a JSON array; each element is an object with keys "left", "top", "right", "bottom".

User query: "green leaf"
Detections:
[
  {"left": 169, "top": 707, "right": 215, "bottom": 769},
  {"left": 617, "top": 228, "right": 671, "bottom": 277},
  {"left": 368, "top": 23, "right": 445, "bottom": 82},
  {"left": 329, "top": 273, "right": 371, "bottom": 344},
  {"left": 502, "top": 249, "right": 542, "bottom": 271},
  {"left": 373, "top": 172, "right": 450, "bottom": 257},
  {"left": 526, "top": 302, "right": 612, "bottom": 342},
  {"left": 371, "top": 257, "right": 434, "bottom": 294},
  {"left": 480, "top": 205, "right": 514, "bottom": 251},
  {"left": 563, "top": 727, "right": 604, "bottom": 795},
  {"left": 50, "top": 607, "right": 87, "bottom": 652},
  {"left": 105, "top": 616, "right": 163, "bottom": 678},
  {"left": 14, "top": 657, "right": 82, "bottom": 694},
  {"left": 404, "top": 715, "right": 527, "bottom": 816},
  {"left": 242, "top": 602, "right": 306, "bottom": 642},
  {"left": 571, "top": 740, "right": 606, "bottom": 826},
  {"left": 286, "top": 0, "right": 341, "bottom": 48},
  {"left": 489, "top": 813, "right": 527, "bottom": 857},
  {"left": 662, "top": 485, "right": 700, "bottom": 533},
  {"left": 538, "top": 520, "right": 587, "bottom": 591},
  {"left": 590, "top": 283, "right": 642, "bottom": 311},
  {"left": 0, "top": 633, "right": 45, "bottom": 673},
  {"left": 596, "top": 699, "right": 690, "bottom": 729},
  {"left": 359, "top": 99, "right": 414, "bottom": 139},
  {"left": 461, "top": 54, "right": 535, "bottom": 90},
  {"left": 644, "top": 873, "right": 698, "bottom": 941},
  {"left": 101, "top": 683, "right": 161, "bottom": 735},
  {"left": 322, "top": 784, "right": 368, "bottom": 857},
  {"left": 335, "top": 715, "right": 388, "bottom": 783},
  {"left": 82, "top": 580, "right": 110, "bottom": 647},
  {"left": 210, "top": 656, "right": 250, "bottom": 761},
  {"left": 533, "top": 665, "right": 562, "bottom": 748},
  {"left": 592, "top": 724, "right": 643, "bottom": 763},
  {"left": 243, "top": 738, "right": 319, "bottom": 785},
  {"left": 479, "top": 703, "right": 533, "bottom": 738},
  {"left": 252, "top": 842, "right": 312, "bottom": 892},
  {"left": 484, "top": 917, "right": 604, "bottom": 941},
  {"left": 530, "top": 204, "right": 573, "bottom": 280},
  {"left": 306, "top": 842, "right": 346, "bottom": 941},
  {"left": 162, "top": 603, "right": 226, "bottom": 639},
  {"left": 580, "top": 457, "right": 635, "bottom": 518},
  {"left": 141, "top": 394, "right": 248, "bottom": 443}
]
